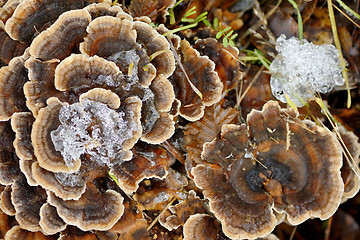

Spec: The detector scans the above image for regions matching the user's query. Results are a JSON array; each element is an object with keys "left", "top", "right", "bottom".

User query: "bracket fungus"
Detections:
[
  {"left": 0, "top": 21, "right": 28, "bottom": 67},
  {"left": 159, "top": 190, "right": 207, "bottom": 231},
  {"left": 193, "top": 38, "right": 243, "bottom": 91},
  {"left": 169, "top": 39, "right": 223, "bottom": 121},
  {"left": 47, "top": 185, "right": 124, "bottom": 231},
  {"left": 192, "top": 101, "right": 344, "bottom": 239},
  {"left": 338, "top": 126, "right": 360, "bottom": 202},
  {"left": 4, "top": 0, "right": 111, "bottom": 42},
  {"left": 183, "top": 214, "right": 222, "bottom": 240},
  {"left": 0, "top": 0, "right": 357, "bottom": 239}
]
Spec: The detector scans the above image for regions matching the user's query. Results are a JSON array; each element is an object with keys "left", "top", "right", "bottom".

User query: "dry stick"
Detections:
[
  {"left": 235, "top": 65, "right": 265, "bottom": 110},
  {"left": 315, "top": 97, "right": 360, "bottom": 179},
  {"left": 289, "top": 225, "right": 297, "bottom": 240},
  {"left": 333, "top": 3, "right": 360, "bottom": 28},
  {"left": 324, "top": 216, "right": 333, "bottom": 240},
  {"left": 147, "top": 197, "right": 176, "bottom": 231}
]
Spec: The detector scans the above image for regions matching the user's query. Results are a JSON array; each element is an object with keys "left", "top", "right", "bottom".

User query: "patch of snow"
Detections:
[
  {"left": 54, "top": 171, "right": 83, "bottom": 188},
  {"left": 108, "top": 49, "right": 140, "bottom": 91},
  {"left": 270, "top": 35, "right": 345, "bottom": 107},
  {"left": 51, "top": 99, "right": 136, "bottom": 168}
]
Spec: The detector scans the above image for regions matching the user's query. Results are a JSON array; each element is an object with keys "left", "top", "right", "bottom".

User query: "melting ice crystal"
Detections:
[
  {"left": 51, "top": 99, "right": 135, "bottom": 168},
  {"left": 270, "top": 35, "right": 345, "bottom": 107}
]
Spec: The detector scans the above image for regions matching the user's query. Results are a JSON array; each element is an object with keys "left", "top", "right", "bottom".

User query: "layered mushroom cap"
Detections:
[
  {"left": 192, "top": 101, "right": 344, "bottom": 239},
  {"left": 169, "top": 40, "right": 223, "bottom": 121},
  {"left": 4, "top": 0, "right": 111, "bottom": 42},
  {"left": 183, "top": 214, "right": 222, "bottom": 240},
  {"left": 0, "top": 2, "right": 179, "bottom": 236},
  {"left": 21, "top": 9, "right": 176, "bottom": 144}
]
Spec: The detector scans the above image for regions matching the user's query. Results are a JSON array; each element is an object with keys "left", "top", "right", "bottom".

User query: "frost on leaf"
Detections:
[
  {"left": 270, "top": 34, "right": 345, "bottom": 107},
  {"left": 50, "top": 99, "right": 136, "bottom": 168}
]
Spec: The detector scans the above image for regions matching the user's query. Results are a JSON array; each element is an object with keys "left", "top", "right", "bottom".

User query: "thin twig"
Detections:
[
  {"left": 147, "top": 197, "right": 176, "bottom": 231},
  {"left": 167, "top": 37, "right": 203, "bottom": 99},
  {"left": 235, "top": 65, "right": 265, "bottom": 110}
]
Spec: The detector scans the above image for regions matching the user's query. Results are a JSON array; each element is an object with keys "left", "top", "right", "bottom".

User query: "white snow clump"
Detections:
[
  {"left": 51, "top": 99, "right": 136, "bottom": 168},
  {"left": 270, "top": 34, "right": 345, "bottom": 107}
]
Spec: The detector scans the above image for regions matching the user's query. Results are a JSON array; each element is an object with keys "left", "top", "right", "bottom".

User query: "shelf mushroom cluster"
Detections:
[
  {"left": 0, "top": 0, "right": 357, "bottom": 239},
  {"left": 0, "top": 0, "right": 181, "bottom": 237},
  {"left": 192, "top": 101, "right": 345, "bottom": 239}
]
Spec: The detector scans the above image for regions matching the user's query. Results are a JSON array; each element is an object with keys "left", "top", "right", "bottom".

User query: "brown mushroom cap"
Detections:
[
  {"left": 0, "top": 207, "right": 12, "bottom": 239},
  {"left": 149, "top": 74, "right": 175, "bottom": 112},
  {"left": 169, "top": 40, "right": 223, "bottom": 121},
  {"left": 0, "top": 121, "right": 20, "bottom": 186},
  {"left": 133, "top": 20, "right": 175, "bottom": 78},
  {"left": 183, "top": 100, "right": 239, "bottom": 176},
  {"left": 159, "top": 190, "right": 207, "bottom": 231},
  {"left": 84, "top": 2, "right": 124, "bottom": 19},
  {"left": 48, "top": 184, "right": 124, "bottom": 231},
  {"left": 79, "top": 88, "right": 121, "bottom": 110},
  {"left": 0, "top": 185, "right": 15, "bottom": 216},
  {"left": 141, "top": 112, "right": 175, "bottom": 144},
  {"left": 31, "top": 162, "right": 86, "bottom": 201},
  {"left": 192, "top": 101, "right": 344, "bottom": 239},
  {"left": 0, "top": 21, "right": 28, "bottom": 66},
  {"left": 109, "top": 142, "right": 169, "bottom": 194},
  {"left": 0, "top": 0, "right": 22, "bottom": 24},
  {"left": 193, "top": 38, "right": 243, "bottom": 91},
  {"left": 339, "top": 125, "right": 360, "bottom": 202},
  {"left": 39, "top": 203, "right": 66, "bottom": 235},
  {"left": 54, "top": 54, "right": 121, "bottom": 92},
  {"left": 31, "top": 97, "right": 80, "bottom": 173},
  {"left": 129, "top": 0, "right": 176, "bottom": 22},
  {"left": 19, "top": 159, "right": 37, "bottom": 186},
  {"left": 80, "top": 16, "right": 138, "bottom": 58},
  {"left": 29, "top": 9, "right": 91, "bottom": 61},
  {"left": 183, "top": 214, "right": 221, "bottom": 240},
  {"left": 192, "top": 163, "right": 275, "bottom": 239},
  {"left": 4, "top": 0, "right": 111, "bottom": 42},
  {"left": 23, "top": 56, "right": 62, "bottom": 117},
  {"left": 11, "top": 176, "right": 47, "bottom": 232},
  {"left": 0, "top": 50, "right": 29, "bottom": 121},
  {"left": 11, "top": 112, "right": 34, "bottom": 160},
  {"left": 4, "top": 225, "right": 57, "bottom": 240}
]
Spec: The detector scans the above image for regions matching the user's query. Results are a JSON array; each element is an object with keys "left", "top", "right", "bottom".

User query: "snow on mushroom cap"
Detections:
[
  {"left": 270, "top": 34, "right": 345, "bottom": 107},
  {"left": 50, "top": 98, "right": 138, "bottom": 168},
  {"left": 192, "top": 100, "right": 344, "bottom": 239}
]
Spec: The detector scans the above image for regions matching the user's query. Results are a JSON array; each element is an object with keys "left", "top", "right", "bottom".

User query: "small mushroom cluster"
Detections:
[{"left": 192, "top": 101, "right": 345, "bottom": 239}]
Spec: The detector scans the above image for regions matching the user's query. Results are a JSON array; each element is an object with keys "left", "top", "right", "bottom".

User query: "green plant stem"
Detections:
[
  {"left": 327, "top": 0, "right": 351, "bottom": 108},
  {"left": 287, "top": 0, "right": 303, "bottom": 40},
  {"left": 162, "top": 22, "right": 198, "bottom": 36},
  {"left": 336, "top": 0, "right": 360, "bottom": 20}
]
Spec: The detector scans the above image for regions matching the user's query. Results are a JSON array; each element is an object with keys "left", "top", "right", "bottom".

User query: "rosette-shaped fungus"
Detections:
[
  {"left": 22, "top": 8, "right": 176, "bottom": 144},
  {"left": 0, "top": 1, "right": 179, "bottom": 236},
  {"left": 192, "top": 101, "right": 344, "bottom": 239}
]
